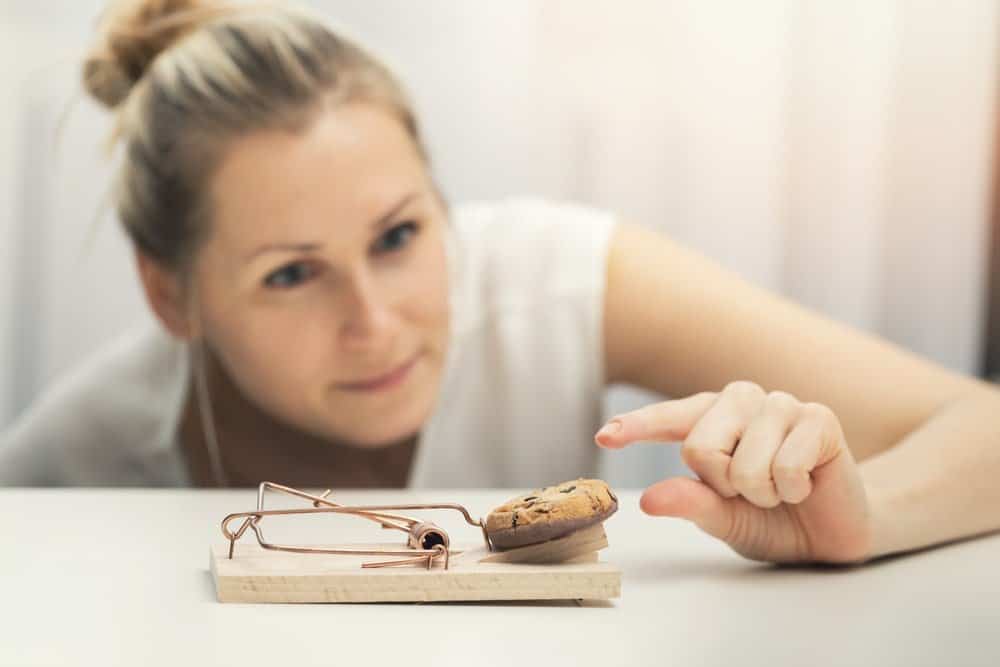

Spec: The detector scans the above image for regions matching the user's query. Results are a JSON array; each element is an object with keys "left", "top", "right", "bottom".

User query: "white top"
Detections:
[{"left": 0, "top": 198, "right": 617, "bottom": 487}]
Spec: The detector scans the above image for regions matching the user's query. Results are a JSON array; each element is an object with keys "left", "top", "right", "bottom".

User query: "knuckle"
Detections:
[
  {"left": 802, "top": 402, "right": 841, "bottom": 435},
  {"left": 758, "top": 496, "right": 782, "bottom": 509},
  {"left": 729, "top": 467, "right": 770, "bottom": 491},
  {"left": 777, "top": 476, "right": 811, "bottom": 504},
  {"left": 781, "top": 488, "right": 809, "bottom": 505},
  {"left": 681, "top": 443, "right": 724, "bottom": 470},
  {"left": 772, "top": 461, "right": 806, "bottom": 482},
  {"left": 731, "top": 473, "right": 781, "bottom": 507},
  {"left": 802, "top": 401, "right": 834, "bottom": 421},
  {"left": 724, "top": 381, "right": 765, "bottom": 402},
  {"left": 764, "top": 391, "right": 800, "bottom": 415}
]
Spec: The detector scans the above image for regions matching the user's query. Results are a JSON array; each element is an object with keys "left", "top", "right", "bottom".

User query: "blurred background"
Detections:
[{"left": 0, "top": 0, "right": 997, "bottom": 487}]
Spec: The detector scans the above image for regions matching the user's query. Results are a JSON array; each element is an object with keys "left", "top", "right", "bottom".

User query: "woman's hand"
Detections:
[{"left": 595, "top": 381, "right": 872, "bottom": 564}]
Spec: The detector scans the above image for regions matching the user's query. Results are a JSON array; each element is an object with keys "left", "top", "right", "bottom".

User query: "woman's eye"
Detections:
[
  {"left": 373, "top": 222, "right": 418, "bottom": 254},
  {"left": 264, "top": 262, "right": 316, "bottom": 289}
]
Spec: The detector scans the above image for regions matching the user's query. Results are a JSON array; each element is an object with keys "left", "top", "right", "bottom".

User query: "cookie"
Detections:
[{"left": 485, "top": 478, "right": 618, "bottom": 550}]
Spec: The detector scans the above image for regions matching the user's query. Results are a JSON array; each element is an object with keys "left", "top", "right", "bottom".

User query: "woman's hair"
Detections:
[{"left": 82, "top": 0, "right": 426, "bottom": 275}]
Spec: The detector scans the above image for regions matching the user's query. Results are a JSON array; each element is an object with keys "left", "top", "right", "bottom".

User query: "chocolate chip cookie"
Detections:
[{"left": 485, "top": 478, "right": 618, "bottom": 550}]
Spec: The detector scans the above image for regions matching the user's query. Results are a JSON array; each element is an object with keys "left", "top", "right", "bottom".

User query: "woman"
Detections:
[{"left": 3, "top": 0, "right": 999, "bottom": 566}]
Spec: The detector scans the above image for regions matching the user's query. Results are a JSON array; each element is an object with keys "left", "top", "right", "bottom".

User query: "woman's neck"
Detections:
[{"left": 178, "top": 345, "right": 417, "bottom": 489}]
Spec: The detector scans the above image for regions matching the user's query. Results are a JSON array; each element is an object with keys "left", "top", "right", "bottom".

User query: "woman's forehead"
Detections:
[{"left": 207, "top": 104, "right": 427, "bottom": 252}]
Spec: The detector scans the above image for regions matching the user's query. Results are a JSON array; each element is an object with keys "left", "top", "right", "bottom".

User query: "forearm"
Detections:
[{"left": 862, "top": 386, "right": 1000, "bottom": 558}]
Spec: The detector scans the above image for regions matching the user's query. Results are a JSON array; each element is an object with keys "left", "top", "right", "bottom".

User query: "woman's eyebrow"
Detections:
[
  {"left": 370, "top": 191, "right": 420, "bottom": 233},
  {"left": 245, "top": 241, "right": 323, "bottom": 261},
  {"left": 245, "top": 191, "right": 421, "bottom": 262}
]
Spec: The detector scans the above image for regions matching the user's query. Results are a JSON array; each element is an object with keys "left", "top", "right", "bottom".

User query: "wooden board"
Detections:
[
  {"left": 478, "top": 524, "right": 610, "bottom": 564},
  {"left": 210, "top": 525, "right": 621, "bottom": 603}
]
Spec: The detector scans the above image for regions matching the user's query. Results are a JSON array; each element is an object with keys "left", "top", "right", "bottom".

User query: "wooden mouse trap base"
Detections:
[{"left": 210, "top": 524, "right": 621, "bottom": 603}]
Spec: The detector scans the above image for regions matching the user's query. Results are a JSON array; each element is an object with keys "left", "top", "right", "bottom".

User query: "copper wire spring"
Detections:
[{"left": 220, "top": 482, "right": 494, "bottom": 569}]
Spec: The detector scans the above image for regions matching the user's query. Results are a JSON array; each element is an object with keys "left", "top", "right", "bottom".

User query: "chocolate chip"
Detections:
[
  {"left": 560, "top": 485, "right": 576, "bottom": 493},
  {"left": 523, "top": 496, "right": 538, "bottom": 501},
  {"left": 511, "top": 511, "right": 518, "bottom": 528}
]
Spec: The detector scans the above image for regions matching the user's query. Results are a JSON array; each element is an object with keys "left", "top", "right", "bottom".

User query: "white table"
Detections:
[{"left": 2, "top": 488, "right": 998, "bottom": 666}]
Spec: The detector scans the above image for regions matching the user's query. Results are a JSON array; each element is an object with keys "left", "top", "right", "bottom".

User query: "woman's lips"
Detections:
[{"left": 337, "top": 354, "right": 420, "bottom": 393}]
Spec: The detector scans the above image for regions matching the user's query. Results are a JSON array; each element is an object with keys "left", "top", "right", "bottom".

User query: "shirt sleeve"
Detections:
[
  {"left": 0, "top": 389, "right": 85, "bottom": 486},
  {"left": 0, "top": 324, "right": 190, "bottom": 487}
]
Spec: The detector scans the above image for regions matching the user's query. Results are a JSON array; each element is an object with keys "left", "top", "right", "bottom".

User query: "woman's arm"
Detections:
[
  {"left": 861, "top": 391, "right": 1000, "bottom": 557},
  {"left": 600, "top": 222, "right": 1000, "bottom": 561},
  {"left": 603, "top": 222, "right": 985, "bottom": 461}
]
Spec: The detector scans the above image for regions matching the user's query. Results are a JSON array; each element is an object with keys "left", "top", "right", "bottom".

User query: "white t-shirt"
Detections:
[{"left": 0, "top": 198, "right": 617, "bottom": 487}]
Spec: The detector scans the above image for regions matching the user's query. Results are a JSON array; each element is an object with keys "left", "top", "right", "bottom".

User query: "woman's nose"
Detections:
[{"left": 339, "top": 273, "right": 395, "bottom": 343}]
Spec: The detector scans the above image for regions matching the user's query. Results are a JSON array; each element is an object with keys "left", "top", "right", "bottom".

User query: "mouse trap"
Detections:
[{"left": 210, "top": 480, "right": 621, "bottom": 603}]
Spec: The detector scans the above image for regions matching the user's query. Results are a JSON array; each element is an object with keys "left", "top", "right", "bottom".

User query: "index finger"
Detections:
[{"left": 595, "top": 392, "right": 718, "bottom": 449}]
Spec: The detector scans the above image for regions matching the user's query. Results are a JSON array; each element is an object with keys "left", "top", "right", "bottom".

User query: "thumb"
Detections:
[
  {"left": 595, "top": 392, "right": 716, "bottom": 449},
  {"left": 639, "top": 477, "right": 734, "bottom": 542}
]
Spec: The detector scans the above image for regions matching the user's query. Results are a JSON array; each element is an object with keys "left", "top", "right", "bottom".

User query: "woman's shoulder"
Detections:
[
  {"left": 414, "top": 198, "right": 616, "bottom": 487},
  {"left": 447, "top": 196, "right": 618, "bottom": 326},
  {"left": 451, "top": 196, "right": 617, "bottom": 249},
  {"left": 0, "top": 321, "right": 190, "bottom": 486}
]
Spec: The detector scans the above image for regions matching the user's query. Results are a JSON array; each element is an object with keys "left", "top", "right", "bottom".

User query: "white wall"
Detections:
[
  {"left": 879, "top": 0, "right": 996, "bottom": 368},
  {"left": 0, "top": 29, "right": 23, "bottom": 427}
]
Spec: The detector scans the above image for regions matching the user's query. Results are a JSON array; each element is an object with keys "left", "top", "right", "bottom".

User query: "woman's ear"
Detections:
[{"left": 135, "top": 251, "right": 196, "bottom": 340}]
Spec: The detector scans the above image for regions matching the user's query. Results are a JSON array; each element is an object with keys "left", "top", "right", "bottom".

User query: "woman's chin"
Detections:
[
  {"left": 331, "top": 419, "right": 424, "bottom": 449},
  {"left": 320, "top": 357, "right": 441, "bottom": 447},
  {"left": 317, "top": 394, "right": 434, "bottom": 448}
]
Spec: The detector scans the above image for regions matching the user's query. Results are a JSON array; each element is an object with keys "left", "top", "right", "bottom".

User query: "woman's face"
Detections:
[{"left": 193, "top": 103, "right": 450, "bottom": 448}]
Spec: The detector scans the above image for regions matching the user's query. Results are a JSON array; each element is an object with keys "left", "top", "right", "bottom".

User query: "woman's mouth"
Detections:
[{"left": 337, "top": 353, "right": 421, "bottom": 393}]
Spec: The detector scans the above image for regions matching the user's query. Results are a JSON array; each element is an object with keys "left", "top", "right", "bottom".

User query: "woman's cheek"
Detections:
[
  {"left": 263, "top": 308, "right": 337, "bottom": 375},
  {"left": 222, "top": 307, "right": 321, "bottom": 389},
  {"left": 406, "top": 237, "right": 451, "bottom": 321}
]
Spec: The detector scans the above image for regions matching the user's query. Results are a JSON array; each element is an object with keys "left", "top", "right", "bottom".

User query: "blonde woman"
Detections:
[{"left": 3, "top": 0, "right": 999, "bottom": 565}]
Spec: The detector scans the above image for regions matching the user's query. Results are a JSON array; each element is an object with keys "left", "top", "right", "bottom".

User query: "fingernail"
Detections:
[{"left": 597, "top": 420, "right": 622, "bottom": 438}]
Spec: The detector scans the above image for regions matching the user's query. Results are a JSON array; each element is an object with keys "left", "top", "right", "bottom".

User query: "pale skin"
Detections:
[
  {"left": 139, "top": 101, "right": 1000, "bottom": 564},
  {"left": 599, "top": 224, "right": 1000, "bottom": 562}
]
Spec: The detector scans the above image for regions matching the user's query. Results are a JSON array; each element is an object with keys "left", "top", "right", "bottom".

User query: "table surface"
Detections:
[{"left": 2, "top": 488, "right": 998, "bottom": 666}]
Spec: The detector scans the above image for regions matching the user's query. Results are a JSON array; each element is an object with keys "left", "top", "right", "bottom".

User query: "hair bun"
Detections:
[{"left": 82, "top": 0, "right": 219, "bottom": 109}]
